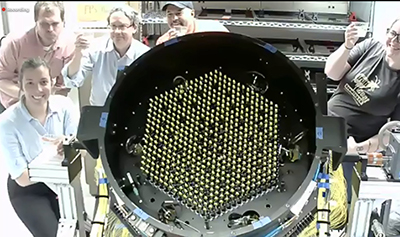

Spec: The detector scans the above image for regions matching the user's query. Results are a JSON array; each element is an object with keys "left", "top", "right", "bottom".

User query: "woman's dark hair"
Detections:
[
  {"left": 18, "top": 57, "right": 52, "bottom": 97},
  {"left": 19, "top": 57, "right": 51, "bottom": 84}
]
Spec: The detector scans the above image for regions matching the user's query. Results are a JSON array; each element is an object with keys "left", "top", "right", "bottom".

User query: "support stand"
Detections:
[
  {"left": 28, "top": 136, "right": 91, "bottom": 237},
  {"left": 348, "top": 164, "right": 399, "bottom": 236},
  {"left": 316, "top": 153, "right": 331, "bottom": 237}
]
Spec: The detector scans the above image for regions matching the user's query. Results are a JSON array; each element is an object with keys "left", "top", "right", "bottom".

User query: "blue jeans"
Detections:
[{"left": 342, "top": 162, "right": 355, "bottom": 204}]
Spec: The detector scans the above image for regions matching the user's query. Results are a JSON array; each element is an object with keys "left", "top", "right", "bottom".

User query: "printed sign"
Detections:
[{"left": 77, "top": 3, "right": 116, "bottom": 22}]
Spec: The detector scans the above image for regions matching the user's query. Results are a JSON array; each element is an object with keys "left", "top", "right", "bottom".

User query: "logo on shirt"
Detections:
[{"left": 344, "top": 73, "right": 381, "bottom": 106}]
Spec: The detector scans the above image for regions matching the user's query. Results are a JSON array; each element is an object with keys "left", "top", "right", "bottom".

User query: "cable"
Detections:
[
  {"left": 92, "top": 156, "right": 133, "bottom": 237},
  {"left": 298, "top": 153, "right": 348, "bottom": 237},
  {"left": 90, "top": 159, "right": 110, "bottom": 237},
  {"left": 263, "top": 216, "right": 297, "bottom": 237},
  {"left": 313, "top": 163, "right": 321, "bottom": 181}
]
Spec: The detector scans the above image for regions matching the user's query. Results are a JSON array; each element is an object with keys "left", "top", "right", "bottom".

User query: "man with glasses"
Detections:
[
  {"left": 324, "top": 18, "right": 400, "bottom": 235},
  {"left": 156, "top": 1, "right": 229, "bottom": 45},
  {"left": 62, "top": 5, "right": 149, "bottom": 106},
  {"left": 0, "top": 1, "right": 75, "bottom": 110}
]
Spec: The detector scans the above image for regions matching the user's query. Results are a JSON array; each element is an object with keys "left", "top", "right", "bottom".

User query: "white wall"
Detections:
[
  {"left": 5, "top": 1, "right": 36, "bottom": 33},
  {"left": 373, "top": 1, "right": 400, "bottom": 43}
]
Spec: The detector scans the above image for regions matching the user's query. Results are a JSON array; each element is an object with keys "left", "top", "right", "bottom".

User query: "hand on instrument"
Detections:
[
  {"left": 56, "top": 138, "right": 64, "bottom": 156},
  {"left": 74, "top": 33, "right": 90, "bottom": 51},
  {"left": 347, "top": 136, "right": 370, "bottom": 155},
  {"left": 344, "top": 23, "right": 359, "bottom": 49},
  {"left": 42, "top": 136, "right": 64, "bottom": 157},
  {"left": 347, "top": 136, "right": 359, "bottom": 155}
]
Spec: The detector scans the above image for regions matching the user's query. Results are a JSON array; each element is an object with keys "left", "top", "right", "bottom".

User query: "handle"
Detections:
[{"left": 377, "top": 120, "right": 400, "bottom": 150}]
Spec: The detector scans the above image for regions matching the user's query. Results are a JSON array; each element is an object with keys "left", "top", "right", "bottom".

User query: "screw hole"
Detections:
[
  {"left": 185, "top": 221, "right": 190, "bottom": 225},
  {"left": 266, "top": 204, "right": 271, "bottom": 208},
  {"left": 150, "top": 198, "right": 155, "bottom": 203}
]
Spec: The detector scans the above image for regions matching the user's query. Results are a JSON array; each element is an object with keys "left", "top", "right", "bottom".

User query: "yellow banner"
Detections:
[
  {"left": 76, "top": 2, "right": 141, "bottom": 23},
  {"left": 76, "top": 3, "right": 116, "bottom": 22}
]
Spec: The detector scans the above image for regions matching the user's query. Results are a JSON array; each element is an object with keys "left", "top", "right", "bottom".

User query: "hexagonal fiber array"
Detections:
[{"left": 141, "top": 69, "right": 281, "bottom": 221}]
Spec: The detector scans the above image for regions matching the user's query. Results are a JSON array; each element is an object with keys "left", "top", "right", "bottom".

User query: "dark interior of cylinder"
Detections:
[{"left": 103, "top": 32, "right": 317, "bottom": 232}]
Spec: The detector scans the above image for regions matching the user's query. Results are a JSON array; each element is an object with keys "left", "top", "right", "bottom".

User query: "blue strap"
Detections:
[
  {"left": 164, "top": 37, "right": 179, "bottom": 46},
  {"left": 318, "top": 183, "right": 330, "bottom": 189},
  {"left": 263, "top": 43, "right": 277, "bottom": 53},
  {"left": 318, "top": 173, "right": 329, "bottom": 180},
  {"left": 252, "top": 216, "right": 271, "bottom": 229},
  {"left": 134, "top": 208, "right": 149, "bottom": 220},
  {"left": 99, "top": 178, "right": 108, "bottom": 184}
]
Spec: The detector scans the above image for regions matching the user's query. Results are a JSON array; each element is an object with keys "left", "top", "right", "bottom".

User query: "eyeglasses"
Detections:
[
  {"left": 108, "top": 24, "right": 133, "bottom": 31},
  {"left": 387, "top": 29, "right": 400, "bottom": 43}
]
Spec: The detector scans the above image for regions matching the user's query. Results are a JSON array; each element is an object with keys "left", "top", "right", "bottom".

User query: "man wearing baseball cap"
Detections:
[{"left": 156, "top": 1, "right": 229, "bottom": 45}]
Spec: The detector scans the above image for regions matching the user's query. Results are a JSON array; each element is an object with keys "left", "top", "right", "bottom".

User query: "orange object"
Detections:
[
  {"left": 349, "top": 12, "right": 357, "bottom": 22},
  {"left": 142, "top": 37, "right": 150, "bottom": 46},
  {"left": 367, "top": 152, "right": 384, "bottom": 166}
]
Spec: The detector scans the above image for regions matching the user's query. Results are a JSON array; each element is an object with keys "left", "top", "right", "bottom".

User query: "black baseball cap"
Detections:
[{"left": 162, "top": 1, "right": 194, "bottom": 11}]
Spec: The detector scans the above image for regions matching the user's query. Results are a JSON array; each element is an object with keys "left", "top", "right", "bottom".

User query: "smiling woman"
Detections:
[
  {"left": 325, "top": 17, "right": 400, "bottom": 222},
  {"left": 18, "top": 57, "right": 54, "bottom": 113},
  {"left": 0, "top": 57, "right": 79, "bottom": 237},
  {"left": 327, "top": 17, "right": 400, "bottom": 150}
]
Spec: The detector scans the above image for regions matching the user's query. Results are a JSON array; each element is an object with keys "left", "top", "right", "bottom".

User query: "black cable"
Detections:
[
  {"left": 94, "top": 195, "right": 110, "bottom": 199},
  {"left": 91, "top": 221, "right": 105, "bottom": 225}
]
